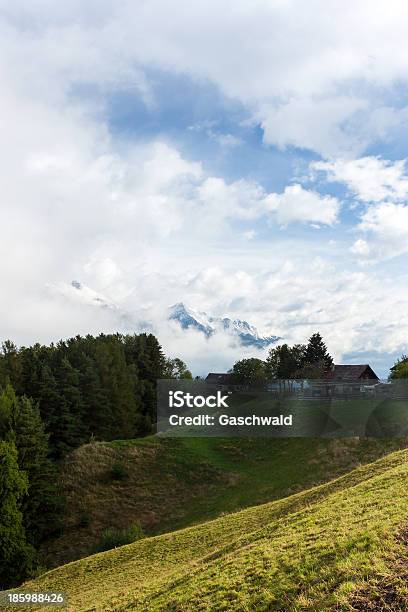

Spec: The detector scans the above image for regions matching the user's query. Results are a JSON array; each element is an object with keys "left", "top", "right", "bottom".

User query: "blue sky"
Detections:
[{"left": 1, "top": 1, "right": 408, "bottom": 376}]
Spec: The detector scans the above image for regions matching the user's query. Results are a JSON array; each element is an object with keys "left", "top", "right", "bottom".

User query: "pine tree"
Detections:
[
  {"left": 12, "top": 394, "right": 62, "bottom": 544},
  {"left": 303, "top": 332, "right": 333, "bottom": 374},
  {"left": 57, "top": 357, "right": 87, "bottom": 445},
  {"left": 0, "top": 440, "right": 34, "bottom": 588},
  {"left": 0, "top": 341, "right": 23, "bottom": 393},
  {"left": 80, "top": 355, "right": 112, "bottom": 439},
  {"left": 0, "top": 385, "right": 62, "bottom": 546},
  {"left": 39, "top": 365, "right": 77, "bottom": 457},
  {"left": 0, "top": 384, "right": 14, "bottom": 438}
]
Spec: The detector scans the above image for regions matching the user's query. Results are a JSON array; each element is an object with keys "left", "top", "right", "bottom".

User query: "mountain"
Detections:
[
  {"left": 50, "top": 281, "right": 153, "bottom": 332},
  {"left": 168, "top": 302, "right": 280, "bottom": 348},
  {"left": 51, "top": 283, "right": 279, "bottom": 349}
]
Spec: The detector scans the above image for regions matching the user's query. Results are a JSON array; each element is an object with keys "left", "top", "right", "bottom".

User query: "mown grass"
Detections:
[
  {"left": 13, "top": 448, "right": 408, "bottom": 611},
  {"left": 41, "top": 435, "right": 407, "bottom": 567}
]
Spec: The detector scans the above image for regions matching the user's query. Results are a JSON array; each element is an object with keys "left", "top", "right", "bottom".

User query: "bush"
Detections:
[
  {"left": 94, "top": 522, "right": 144, "bottom": 553},
  {"left": 109, "top": 462, "right": 128, "bottom": 481},
  {"left": 78, "top": 511, "right": 91, "bottom": 528}
]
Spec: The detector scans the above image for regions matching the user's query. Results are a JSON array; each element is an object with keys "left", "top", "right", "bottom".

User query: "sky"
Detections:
[{"left": 1, "top": 0, "right": 408, "bottom": 377}]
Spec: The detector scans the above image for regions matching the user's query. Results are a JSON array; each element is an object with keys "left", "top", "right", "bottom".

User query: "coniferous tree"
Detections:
[
  {"left": 12, "top": 394, "right": 62, "bottom": 544},
  {"left": 0, "top": 440, "right": 34, "bottom": 588},
  {"left": 0, "top": 331, "right": 183, "bottom": 448},
  {"left": 39, "top": 365, "right": 77, "bottom": 457},
  {"left": 80, "top": 355, "right": 112, "bottom": 439},
  {"left": 303, "top": 332, "right": 333, "bottom": 374},
  {"left": 0, "top": 385, "right": 61, "bottom": 547},
  {"left": 1, "top": 341, "right": 23, "bottom": 392},
  {"left": 57, "top": 357, "right": 87, "bottom": 445}
]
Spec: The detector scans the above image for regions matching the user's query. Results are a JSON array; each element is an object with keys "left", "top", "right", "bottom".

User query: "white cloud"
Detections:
[
  {"left": 48, "top": 259, "right": 408, "bottom": 377},
  {"left": 355, "top": 202, "right": 408, "bottom": 260},
  {"left": 350, "top": 239, "right": 371, "bottom": 257},
  {"left": 313, "top": 157, "right": 408, "bottom": 202},
  {"left": 259, "top": 96, "right": 367, "bottom": 158},
  {"left": 207, "top": 131, "right": 243, "bottom": 149},
  {"left": 264, "top": 184, "right": 340, "bottom": 226},
  {"left": 1, "top": 2, "right": 408, "bottom": 377},
  {"left": 3, "top": 2, "right": 408, "bottom": 156},
  {"left": 313, "top": 156, "right": 408, "bottom": 261},
  {"left": 179, "top": 261, "right": 408, "bottom": 371}
]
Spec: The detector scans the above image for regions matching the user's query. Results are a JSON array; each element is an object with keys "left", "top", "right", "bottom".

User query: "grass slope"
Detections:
[
  {"left": 18, "top": 448, "right": 408, "bottom": 611},
  {"left": 42, "top": 437, "right": 407, "bottom": 567}
]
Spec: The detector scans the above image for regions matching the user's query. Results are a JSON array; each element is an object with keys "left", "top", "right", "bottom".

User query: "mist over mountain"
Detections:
[
  {"left": 53, "top": 283, "right": 280, "bottom": 351},
  {"left": 168, "top": 302, "right": 280, "bottom": 349}
]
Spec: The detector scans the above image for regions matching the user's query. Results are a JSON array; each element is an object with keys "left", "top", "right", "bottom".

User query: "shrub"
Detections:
[
  {"left": 109, "top": 462, "right": 128, "bottom": 481},
  {"left": 78, "top": 511, "right": 91, "bottom": 527},
  {"left": 94, "top": 522, "right": 144, "bottom": 553}
]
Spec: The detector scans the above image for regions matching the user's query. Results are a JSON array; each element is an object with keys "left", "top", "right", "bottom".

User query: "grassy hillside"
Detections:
[
  {"left": 41, "top": 437, "right": 407, "bottom": 567},
  {"left": 14, "top": 448, "right": 408, "bottom": 610}
]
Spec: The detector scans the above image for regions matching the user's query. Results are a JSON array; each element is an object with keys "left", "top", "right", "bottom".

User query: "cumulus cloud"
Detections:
[
  {"left": 50, "top": 259, "right": 408, "bottom": 376},
  {"left": 259, "top": 96, "right": 368, "bottom": 159},
  {"left": 3, "top": 1, "right": 408, "bottom": 156},
  {"left": 264, "top": 184, "right": 340, "bottom": 227},
  {"left": 313, "top": 156, "right": 408, "bottom": 261},
  {"left": 182, "top": 260, "right": 408, "bottom": 369},
  {"left": 354, "top": 203, "right": 408, "bottom": 260},
  {"left": 312, "top": 157, "right": 408, "bottom": 203},
  {"left": 1, "top": 2, "right": 408, "bottom": 377}
]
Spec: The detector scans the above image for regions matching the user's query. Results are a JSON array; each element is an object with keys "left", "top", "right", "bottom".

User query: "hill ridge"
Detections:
[{"left": 12, "top": 447, "right": 408, "bottom": 611}]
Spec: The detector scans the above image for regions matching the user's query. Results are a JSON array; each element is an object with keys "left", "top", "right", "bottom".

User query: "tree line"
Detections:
[
  {"left": 0, "top": 332, "right": 190, "bottom": 588},
  {"left": 0, "top": 333, "right": 191, "bottom": 458},
  {"left": 230, "top": 332, "right": 334, "bottom": 386}
]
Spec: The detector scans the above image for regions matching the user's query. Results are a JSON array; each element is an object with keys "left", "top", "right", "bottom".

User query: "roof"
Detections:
[
  {"left": 325, "top": 364, "right": 379, "bottom": 381},
  {"left": 205, "top": 372, "right": 233, "bottom": 384}
]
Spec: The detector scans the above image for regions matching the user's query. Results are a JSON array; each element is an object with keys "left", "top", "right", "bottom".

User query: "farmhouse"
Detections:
[
  {"left": 314, "top": 364, "right": 381, "bottom": 398},
  {"left": 205, "top": 364, "right": 382, "bottom": 397},
  {"left": 325, "top": 364, "right": 379, "bottom": 383},
  {"left": 205, "top": 372, "right": 233, "bottom": 386}
]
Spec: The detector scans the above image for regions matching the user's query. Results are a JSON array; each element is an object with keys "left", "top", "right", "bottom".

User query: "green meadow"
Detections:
[{"left": 11, "top": 447, "right": 408, "bottom": 611}]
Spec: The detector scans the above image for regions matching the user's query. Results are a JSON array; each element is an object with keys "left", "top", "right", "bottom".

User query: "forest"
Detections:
[{"left": 0, "top": 332, "right": 189, "bottom": 588}]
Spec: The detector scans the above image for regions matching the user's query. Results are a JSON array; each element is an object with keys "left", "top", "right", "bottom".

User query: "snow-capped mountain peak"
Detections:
[
  {"left": 168, "top": 303, "right": 214, "bottom": 336},
  {"left": 168, "top": 303, "right": 280, "bottom": 349}
]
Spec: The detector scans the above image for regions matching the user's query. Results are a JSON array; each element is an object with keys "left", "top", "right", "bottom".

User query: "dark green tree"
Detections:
[
  {"left": 80, "top": 355, "right": 112, "bottom": 439},
  {"left": 1, "top": 341, "right": 22, "bottom": 392},
  {"left": 0, "top": 385, "right": 62, "bottom": 546},
  {"left": 164, "top": 358, "right": 193, "bottom": 379},
  {"left": 39, "top": 365, "right": 77, "bottom": 457},
  {"left": 303, "top": 332, "right": 333, "bottom": 374},
  {"left": 56, "top": 358, "right": 87, "bottom": 445},
  {"left": 0, "top": 331, "right": 186, "bottom": 448},
  {"left": 231, "top": 358, "right": 267, "bottom": 386},
  {"left": 0, "top": 440, "right": 34, "bottom": 587},
  {"left": 266, "top": 344, "right": 306, "bottom": 379}
]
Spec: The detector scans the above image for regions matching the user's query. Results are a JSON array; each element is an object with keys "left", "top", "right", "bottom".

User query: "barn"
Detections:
[{"left": 325, "top": 364, "right": 379, "bottom": 383}]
